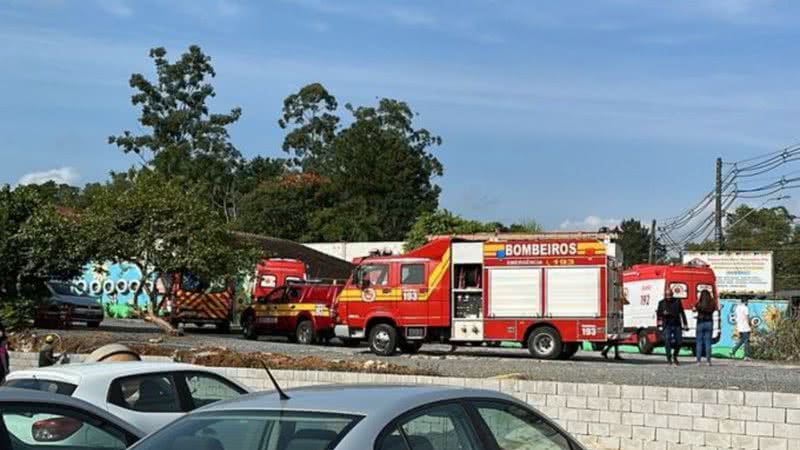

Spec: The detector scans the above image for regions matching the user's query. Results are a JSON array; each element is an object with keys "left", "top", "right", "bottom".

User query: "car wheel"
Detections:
[
  {"left": 527, "top": 327, "right": 563, "bottom": 360},
  {"left": 296, "top": 320, "right": 316, "bottom": 345},
  {"left": 369, "top": 324, "right": 398, "bottom": 356},
  {"left": 242, "top": 316, "right": 258, "bottom": 340},
  {"left": 400, "top": 340, "right": 423, "bottom": 354},
  {"left": 87, "top": 321, "right": 101, "bottom": 328},
  {"left": 638, "top": 331, "right": 654, "bottom": 355}
]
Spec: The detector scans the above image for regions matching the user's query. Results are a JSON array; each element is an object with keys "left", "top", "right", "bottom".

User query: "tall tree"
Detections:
[
  {"left": 109, "top": 45, "right": 243, "bottom": 220},
  {"left": 84, "top": 171, "right": 254, "bottom": 333},
  {"left": 278, "top": 82, "right": 339, "bottom": 171},
  {"left": 617, "top": 218, "right": 664, "bottom": 268},
  {"left": 279, "top": 84, "right": 444, "bottom": 241},
  {"left": 0, "top": 185, "right": 90, "bottom": 327}
]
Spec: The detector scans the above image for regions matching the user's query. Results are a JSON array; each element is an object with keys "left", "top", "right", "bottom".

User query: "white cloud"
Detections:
[
  {"left": 17, "top": 167, "right": 80, "bottom": 186},
  {"left": 95, "top": 0, "right": 133, "bottom": 17},
  {"left": 559, "top": 216, "right": 620, "bottom": 231}
]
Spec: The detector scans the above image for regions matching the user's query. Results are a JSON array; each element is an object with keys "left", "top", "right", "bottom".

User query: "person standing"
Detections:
[
  {"left": 0, "top": 324, "right": 9, "bottom": 384},
  {"left": 657, "top": 290, "right": 688, "bottom": 366},
  {"left": 694, "top": 290, "right": 717, "bottom": 366},
  {"left": 730, "top": 298, "right": 752, "bottom": 360},
  {"left": 38, "top": 335, "right": 58, "bottom": 367}
]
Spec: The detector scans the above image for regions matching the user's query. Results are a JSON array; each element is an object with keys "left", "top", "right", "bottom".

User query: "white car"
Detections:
[{"left": 5, "top": 361, "right": 249, "bottom": 434}]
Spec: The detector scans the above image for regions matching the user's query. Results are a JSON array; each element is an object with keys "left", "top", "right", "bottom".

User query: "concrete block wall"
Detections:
[{"left": 8, "top": 352, "right": 800, "bottom": 450}]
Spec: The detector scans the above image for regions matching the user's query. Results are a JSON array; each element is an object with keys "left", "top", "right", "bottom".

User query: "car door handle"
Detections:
[
  {"left": 290, "top": 305, "right": 296, "bottom": 309},
  {"left": 382, "top": 288, "right": 391, "bottom": 294}
]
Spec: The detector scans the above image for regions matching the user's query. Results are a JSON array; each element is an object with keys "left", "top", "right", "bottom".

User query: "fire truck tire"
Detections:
[
  {"left": 527, "top": 327, "right": 563, "bottom": 360},
  {"left": 638, "top": 331, "right": 654, "bottom": 355},
  {"left": 369, "top": 324, "right": 398, "bottom": 356},
  {"left": 242, "top": 316, "right": 258, "bottom": 340},
  {"left": 400, "top": 341, "right": 423, "bottom": 354},
  {"left": 216, "top": 322, "right": 231, "bottom": 334},
  {"left": 296, "top": 320, "right": 316, "bottom": 345},
  {"left": 558, "top": 342, "right": 580, "bottom": 360}
]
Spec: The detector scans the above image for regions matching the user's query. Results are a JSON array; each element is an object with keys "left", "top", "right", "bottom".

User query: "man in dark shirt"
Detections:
[
  {"left": 38, "top": 335, "right": 58, "bottom": 367},
  {"left": 657, "top": 290, "right": 688, "bottom": 366}
]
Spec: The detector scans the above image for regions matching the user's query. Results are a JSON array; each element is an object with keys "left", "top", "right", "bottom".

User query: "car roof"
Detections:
[
  {"left": 198, "top": 384, "right": 514, "bottom": 416},
  {"left": 0, "top": 387, "right": 144, "bottom": 438},
  {"left": 7, "top": 361, "right": 219, "bottom": 385}
]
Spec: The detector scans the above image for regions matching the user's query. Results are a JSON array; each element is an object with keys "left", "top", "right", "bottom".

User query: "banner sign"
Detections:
[{"left": 683, "top": 251, "right": 773, "bottom": 295}]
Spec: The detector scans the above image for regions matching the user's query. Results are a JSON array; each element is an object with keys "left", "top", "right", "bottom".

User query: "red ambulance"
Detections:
[
  {"left": 333, "top": 233, "right": 625, "bottom": 359},
  {"left": 622, "top": 263, "right": 719, "bottom": 354}
]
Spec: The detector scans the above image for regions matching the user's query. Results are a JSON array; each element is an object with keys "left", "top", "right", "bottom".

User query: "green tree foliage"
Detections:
[
  {"left": 276, "top": 84, "right": 443, "bottom": 241},
  {"left": 236, "top": 173, "right": 333, "bottom": 242},
  {"left": 404, "top": 210, "right": 495, "bottom": 251},
  {"left": 618, "top": 219, "right": 665, "bottom": 268},
  {"left": 109, "top": 45, "right": 245, "bottom": 220},
  {"left": 0, "top": 185, "right": 90, "bottom": 328},
  {"left": 83, "top": 171, "right": 255, "bottom": 326}
]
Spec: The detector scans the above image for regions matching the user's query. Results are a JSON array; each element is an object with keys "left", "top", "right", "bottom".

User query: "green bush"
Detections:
[
  {"left": 751, "top": 316, "right": 800, "bottom": 361},
  {"left": 0, "top": 297, "right": 36, "bottom": 330}
]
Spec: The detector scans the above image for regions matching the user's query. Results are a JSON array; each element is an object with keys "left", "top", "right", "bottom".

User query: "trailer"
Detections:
[{"left": 333, "top": 233, "right": 625, "bottom": 359}]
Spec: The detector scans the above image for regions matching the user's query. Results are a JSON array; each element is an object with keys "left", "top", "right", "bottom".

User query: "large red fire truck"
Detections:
[
  {"left": 333, "top": 233, "right": 625, "bottom": 359},
  {"left": 621, "top": 263, "right": 720, "bottom": 354}
]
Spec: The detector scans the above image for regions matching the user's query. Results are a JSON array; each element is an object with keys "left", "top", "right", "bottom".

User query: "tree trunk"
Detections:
[{"left": 132, "top": 269, "right": 181, "bottom": 336}]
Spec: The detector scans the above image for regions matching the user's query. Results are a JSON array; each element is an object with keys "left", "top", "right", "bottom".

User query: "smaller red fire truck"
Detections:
[
  {"left": 252, "top": 258, "right": 307, "bottom": 298},
  {"left": 333, "top": 233, "right": 625, "bottom": 359},
  {"left": 240, "top": 284, "right": 343, "bottom": 344},
  {"left": 621, "top": 263, "right": 720, "bottom": 354}
]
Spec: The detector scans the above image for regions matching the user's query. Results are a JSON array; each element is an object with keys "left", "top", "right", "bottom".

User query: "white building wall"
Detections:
[{"left": 304, "top": 241, "right": 405, "bottom": 262}]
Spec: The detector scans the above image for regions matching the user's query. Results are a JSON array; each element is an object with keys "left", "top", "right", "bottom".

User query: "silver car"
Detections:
[{"left": 129, "top": 384, "right": 585, "bottom": 450}]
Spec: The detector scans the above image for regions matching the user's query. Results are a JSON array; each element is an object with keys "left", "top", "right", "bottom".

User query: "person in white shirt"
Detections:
[{"left": 730, "top": 298, "right": 752, "bottom": 360}]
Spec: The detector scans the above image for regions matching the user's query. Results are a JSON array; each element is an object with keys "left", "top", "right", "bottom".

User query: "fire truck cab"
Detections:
[
  {"left": 622, "top": 263, "right": 720, "bottom": 354},
  {"left": 334, "top": 233, "right": 625, "bottom": 359},
  {"left": 253, "top": 258, "right": 307, "bottom": 298}
]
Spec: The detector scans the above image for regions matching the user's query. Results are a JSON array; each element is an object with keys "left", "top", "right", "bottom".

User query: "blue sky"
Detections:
[{"left": 2, "top": 0, "right": 800, "bottom": 233}]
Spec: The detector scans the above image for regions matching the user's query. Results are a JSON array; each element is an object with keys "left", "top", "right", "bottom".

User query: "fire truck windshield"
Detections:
[{"left": 354, "top": 264, "right": 389, "bottom": 287}]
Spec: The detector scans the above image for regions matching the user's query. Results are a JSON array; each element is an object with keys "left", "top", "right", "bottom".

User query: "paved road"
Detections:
[{"left": 49, "top": 319, "right": 800, "bottom": 393}]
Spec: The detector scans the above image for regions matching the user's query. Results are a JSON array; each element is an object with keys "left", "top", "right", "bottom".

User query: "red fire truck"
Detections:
[
  {"left": 333, "top": 233, "right": 625, "bottom": 359},
  {"left": 252, "top": 258, "right": 307, "bottom": 298},
  {"left": 621, "top": 263, "right": 719, "bottom": 354},
  {"left": 241, "top": 283, "right": 343, "bottom": 344}
]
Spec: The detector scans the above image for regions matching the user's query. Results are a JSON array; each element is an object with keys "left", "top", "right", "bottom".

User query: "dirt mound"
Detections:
[{"left": 8, "top": 332, "right": 436, "bottom": 376}]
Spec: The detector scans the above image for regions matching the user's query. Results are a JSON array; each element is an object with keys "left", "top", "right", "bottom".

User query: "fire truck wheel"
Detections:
[
  {"left": 296, "top": 320, "right": 316, "bottom": 345},
  {"left": 369, "top": 324, "right": 398, "bottom": 356},
  {"left": 527, "top": 327, "right": 563, "bottom": 360},
  {"left": 242, "top": 316, "right": 258, "bottom": 340},
  {"left": 558, "top": 342, "right": 580, "bottom": 360},
  {"left": 400, "top": 341, "right": 423, "bottom": 354},
  {"left": 637, "top": 331, "right": 654, "bottom": 355}
]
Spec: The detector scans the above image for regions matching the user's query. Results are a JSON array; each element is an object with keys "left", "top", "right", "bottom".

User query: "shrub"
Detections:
[
  {"left": 751, "top": 316, "right": 800, "bottom": 361},
  {"left": 0, "top": 297, "right": 36, "bottom": 331}
]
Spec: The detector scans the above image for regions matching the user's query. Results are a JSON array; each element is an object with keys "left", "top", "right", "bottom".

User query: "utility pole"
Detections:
[
  {"left": 649, "top": 219, "right": 657, "bottom": 263},
  {"left": 715, "top": 157, "right": 724, "bottom": 251}
]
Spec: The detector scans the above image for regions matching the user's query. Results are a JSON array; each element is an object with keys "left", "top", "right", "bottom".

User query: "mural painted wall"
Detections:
[
  {"left": 74, "top": 262, "right": 157, "bottom": 319},
  {"left": 718, "top": 298, "right": 787, "bottom": 347}
]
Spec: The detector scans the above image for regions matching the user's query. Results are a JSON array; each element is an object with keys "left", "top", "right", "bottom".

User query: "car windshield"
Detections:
[
  {"left": 48, "top": 281, "right": 91, "bottom": 298},
  {"left": 4, "top": 379, "right": 78, "bottom": 396},
  {"left": 129, "top": 410, "right": 361, "bottom": 450}
]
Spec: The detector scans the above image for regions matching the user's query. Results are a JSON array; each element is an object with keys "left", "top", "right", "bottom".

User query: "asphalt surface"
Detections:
[{"left": 48, "top": 319, "right": 800, "bottom": 393}]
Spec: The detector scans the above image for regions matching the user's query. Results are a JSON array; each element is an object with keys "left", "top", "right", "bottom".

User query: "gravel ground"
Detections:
[{"left": 44, "top": 319, "right": 800, "bottom": 393}]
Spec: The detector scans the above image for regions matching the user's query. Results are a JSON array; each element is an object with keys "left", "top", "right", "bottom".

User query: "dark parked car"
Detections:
[{"left": 34, "top": 281, "right": 104, "bottom": 329}]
